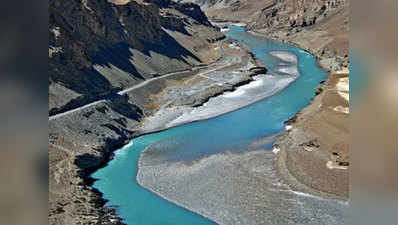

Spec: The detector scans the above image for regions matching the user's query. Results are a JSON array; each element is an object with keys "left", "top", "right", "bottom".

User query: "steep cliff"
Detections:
[{"left": 49, "top": 0, "right": 223, "bottom": 114}]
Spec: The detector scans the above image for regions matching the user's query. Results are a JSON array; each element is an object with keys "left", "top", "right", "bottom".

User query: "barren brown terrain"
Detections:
[
  {"left": 191, "top": 0, "right": 350, "bottom": 199},
  {"left": 275, "top": 71, "right": 349, "bottom": 199}
]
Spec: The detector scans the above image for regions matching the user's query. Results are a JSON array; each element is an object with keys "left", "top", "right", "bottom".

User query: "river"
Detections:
[{"left": 92, "top": 26, "right": 340, "bottom": 225}]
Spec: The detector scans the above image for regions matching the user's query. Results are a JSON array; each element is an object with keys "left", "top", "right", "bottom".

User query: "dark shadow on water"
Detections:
[{"left": 141, "top": 132, "right": 284, "bottom": 167}]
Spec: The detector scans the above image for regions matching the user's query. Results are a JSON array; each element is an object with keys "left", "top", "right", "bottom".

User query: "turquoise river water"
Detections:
[{"left": 92, "top": 26, "right": 329, "bottom": 225}]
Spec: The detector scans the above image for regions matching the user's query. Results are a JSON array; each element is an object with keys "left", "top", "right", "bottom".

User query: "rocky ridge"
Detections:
[{"left": 49, "top": 0, "right": 223, "bottom": 115}]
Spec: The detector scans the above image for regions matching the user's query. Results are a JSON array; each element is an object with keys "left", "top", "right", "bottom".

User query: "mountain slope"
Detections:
[
  {"left": 182, "top": 0, "right": 349, "bottom": 71},
  {"left": 49, "top": 0, "right": 223, "bottom": 115}
]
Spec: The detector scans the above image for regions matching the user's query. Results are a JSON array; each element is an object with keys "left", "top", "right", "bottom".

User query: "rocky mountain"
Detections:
[
  {"left": 49, "top": 0, "right": 223, "bottom": 115},
  {"left": 181, "top": 0, "right": 349, "bottom": 71},
  {"left": 250, "top": 0, "right": 346, "bottom": 29}
]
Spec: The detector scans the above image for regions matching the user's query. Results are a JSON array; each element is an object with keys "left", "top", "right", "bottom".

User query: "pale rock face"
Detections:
[
  {"left": 336, "top": 77, "right": 349, "bottom": 102},
  {"left": 50, "top": 26, "right": 60, "bottom": 40},
  {"left": 248, "top": 0, "right": 347, "bottom": 31},
  {"left": 109, "top": 0, "right": 131, "bottom": 5},
  {"left": 272, "top": 147, "right": 280, "bottom": 154}
]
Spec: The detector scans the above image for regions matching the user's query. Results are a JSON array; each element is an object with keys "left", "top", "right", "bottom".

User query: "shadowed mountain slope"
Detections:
[{"left": 49, "top": 0, "right": 223, "bottom": 114}]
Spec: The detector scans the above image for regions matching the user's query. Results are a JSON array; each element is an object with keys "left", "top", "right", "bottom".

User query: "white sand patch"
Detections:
[
  {"left": 108, "top": 0, "right": 131, "bottom": 5},
  {"left": 220, "top": 28, "right": 230, "bottom": 32},
  {"left": 232, "top": 23, "right": 247, "bottom": 27},
  {"left": 326, "top": 161, "right": 348, "bottom": 170},
  {"left": 336, "top": 77, "right": 349, "bottom": 102},
  {"left": 339, "top": 92, "right": 349, "bottom": 101},
  {"left": 269, "top": 51, "right": 298, "bottom": 64},
  {"left": 289, "top": 190, "right": 325, "bottom": 200},
  {"left": 333, "top": 106, "right": 349, "bottom": 114},
  {"left": 336, "top": 77, "right": 349, "bottom": 92},
  {"left": 335, "top": 67, "right": 349, "bottom": 74},
  {"left": 269, "top": 51, "right": 300, "bottom": 77},
  {"left": 304, "top": 146, "right": 317, "bottom": 152},
  {"left": 223, "top": 89, "right": 245, "bottom": 98},
  {"left": 272, "top": 147, "right": 280, "bottom": 154},
  {"left": 224, "top": 78, "right": 265, "bottom": 98},
  {"left": 242, "top": 78, "right": 264, "bottom": 88},
  {"left": 275, "top": 65, "right": 300, "bottom": 77},
  {"left": 141, "top": 74, "right": 297, "bottom": 132},
  {"left": 285, "top": 125, "right": 293, "bottom": 131}
]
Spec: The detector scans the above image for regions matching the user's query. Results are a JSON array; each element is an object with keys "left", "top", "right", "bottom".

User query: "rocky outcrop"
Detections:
[
  {"left": 248, "top": 0, "right": 346, "bottom": 30},
  {"left": 147, "top": 0, "right": 212, "bottom": 26},
  {"left": 49, "top": 93, "right": 142, "bottom": 224}
]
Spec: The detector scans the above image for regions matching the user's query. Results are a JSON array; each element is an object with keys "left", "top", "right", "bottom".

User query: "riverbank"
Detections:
[
  {"left": 137, "top": 135, "right": 347, "bottom": 225},
  {"left": 49, "top": 37, "right": 273, "bottom": 224},
  {"left": 274, "top": 71, "right": 349, "bottom": 200},
  {"left": 57, "top": 25, "right": 348, "bottom": 225},
  {"left": 219, "top": 20, "right": 350, "bottom": 199},
  {"left": 134, "top": 26, "right": 346, "bottom": 225},
  {"left": 247, "top": 29, "right": 347, "bottom": 73},
  {"left": 139, "top": 50, "right": 299, "bottom": 133},
  {"left": 89, "top": 47, "right": 301, "bottom": 225},
  {"left": 247, "top": 26, "right": 350, "bottom": 199}
]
